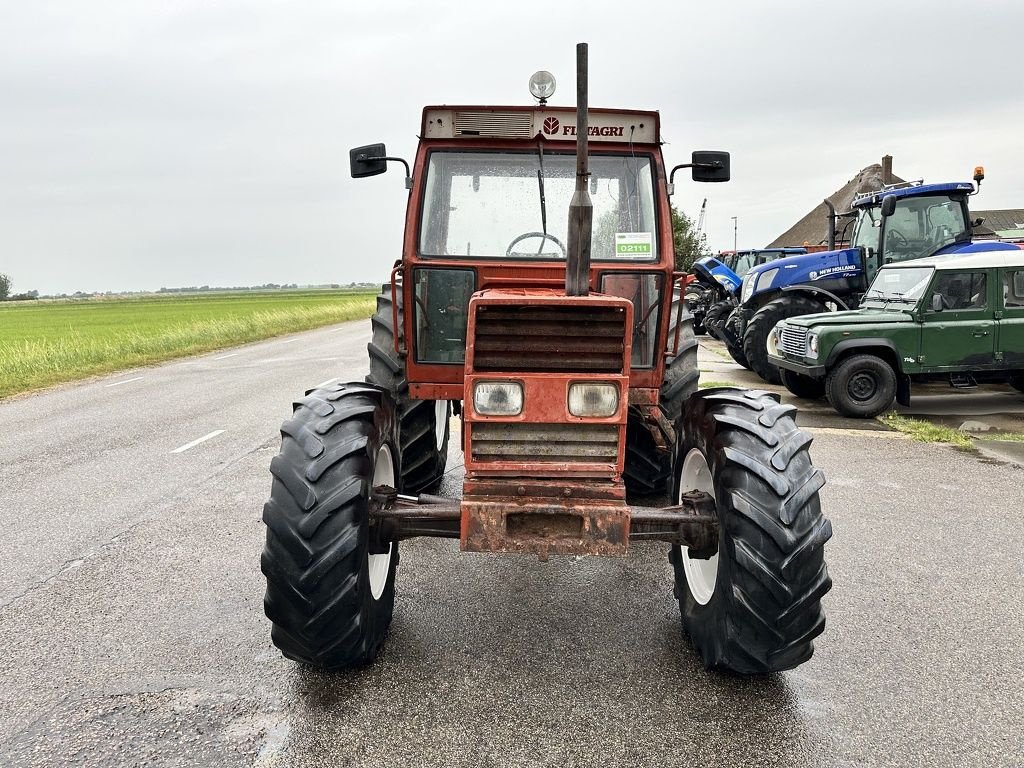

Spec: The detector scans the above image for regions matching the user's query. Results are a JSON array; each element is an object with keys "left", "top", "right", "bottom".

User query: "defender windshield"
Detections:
[
  {"left": 862, "top": 266, "right": 934, "bottom": 305},
  {"left": 882, "top": 195, "right": 968, "bottom": 261},
  {"left": 419, "top": 150, "right": 659, "bottom": 260}
]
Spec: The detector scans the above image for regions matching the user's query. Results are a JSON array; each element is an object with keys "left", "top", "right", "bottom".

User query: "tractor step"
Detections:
[{"left": 950, "top": 373, "right": 978, "bottom": 388}]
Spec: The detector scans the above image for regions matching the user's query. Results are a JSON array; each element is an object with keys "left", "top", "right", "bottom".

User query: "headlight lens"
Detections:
[
  {"left": 473, "top": 381, "right": 523, "bottom": 416},
  {"left": 807, "top": 332, "right": 819, "bottom": 358},
  {"left": 568, "top": 383, "right": 619, "bottom": 417},
  {"left": 741, "top": 275, "right": 755, "bottom": 303},
  {"left": 756, "top": 267, "right": 780, "bottom": 292},
  {"left": 768, "top": 325, "right": 781, "bottom": 357}
]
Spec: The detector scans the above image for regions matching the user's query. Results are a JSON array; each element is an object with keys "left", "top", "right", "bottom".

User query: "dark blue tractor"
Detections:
[
  {"left": 727, "top": 173, "right": 1019, "bottom": 384},
  {"left": 683, "top": 248, "right": 806, "bottom": 335}
]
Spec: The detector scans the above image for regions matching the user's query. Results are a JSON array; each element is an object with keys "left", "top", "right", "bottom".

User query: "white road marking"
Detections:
[
  {"left": 279, "top": 338, "right": 299, "bottom": 344},
  {"left": 213, "top": 353, "right": 238, "bottom": 360},
  {"left": 314, "top": 377, "right": 338, "bottom": 388},
  {"left": 171, "top": 430, "right": 225, "bottom": 454},
  {"left": 105, "top": 376, "right": 144, "bottom": 388}
]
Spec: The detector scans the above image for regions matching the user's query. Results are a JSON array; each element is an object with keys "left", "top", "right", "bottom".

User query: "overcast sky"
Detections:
[{"left": 2, "top": 0, "right": 1023, "bottom": 294}]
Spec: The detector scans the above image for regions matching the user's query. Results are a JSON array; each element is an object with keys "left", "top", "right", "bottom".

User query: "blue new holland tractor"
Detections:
[{"left": 726, "top": 171, "right": 1018, "bottom": 384}]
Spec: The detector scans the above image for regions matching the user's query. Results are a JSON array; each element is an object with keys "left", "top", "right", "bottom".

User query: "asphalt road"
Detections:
[{"left": 0, "top": 323, "right": 1021, "bottom": 767}]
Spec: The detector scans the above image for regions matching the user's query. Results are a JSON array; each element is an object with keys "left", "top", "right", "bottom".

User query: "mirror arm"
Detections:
[
  {"left": 376, "top": 157, "right": 413, "bottom": 189},
  {"left": 668, "top": 162, "right": 723, "bottom": 195}
]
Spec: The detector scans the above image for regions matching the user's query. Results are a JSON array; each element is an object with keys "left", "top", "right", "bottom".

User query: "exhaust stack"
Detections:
[{"left": 565, "top": 42, "right": 592, "bottom": 297}]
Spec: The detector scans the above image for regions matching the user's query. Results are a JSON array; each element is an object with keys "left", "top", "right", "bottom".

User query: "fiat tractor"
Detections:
[{"left": 260, "top": 45, "right": 832, "bottom": 675}]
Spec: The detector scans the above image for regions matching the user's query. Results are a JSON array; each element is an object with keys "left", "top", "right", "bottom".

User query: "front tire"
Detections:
[
  {"left": 826, "top": 354, "right": 897, "bottom": 418},
  {"left": 781, "top": 368, "right": 826, "bottom": 400},
  {"left": 669, "top": 389, "right": 832, "bottom": 674},
  {"left": 366, "top": 284, "right": 450, "bottom": 493},
  {"left": 262, "top": 383, "right": 399, "bottom": 669},
  {"left": 744, "top": 296, "right": 827, "bottom": 384}
]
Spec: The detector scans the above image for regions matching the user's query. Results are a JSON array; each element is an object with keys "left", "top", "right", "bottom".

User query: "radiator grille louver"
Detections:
[
  {"left": 778, "top": 325, "right": 808, "bottom": 357},
  {"left": 454, "top": 111, "right": 534, "bottom": 138},
  {"left": 473, "top": 306, "right": 626, "bottom": 373},
  {"left": 471, "top": 423, "right": 618, "bottom": 464}
]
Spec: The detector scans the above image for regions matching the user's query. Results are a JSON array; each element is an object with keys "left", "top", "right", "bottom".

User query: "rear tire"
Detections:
[
  {"left": 1010, "top": 376, "right": 1024, "bottom": 394},
  {"left": 781, "top": 368, "right": 826, "bottom": 400},
  {"left": 623, "top": 311, "right": 699, "bottom": 497},
  {"left": 669, "top": 389, "right": 832, "bottom": 674},
  {"left": 703, "top": 299, "right": 734, "bottom": 342},
  {"left": 744, "top": 296, "right": 827, "bottom": 384},
  {"left": 366, "top": 284, "right": 450, "bottom": 493},
  {"left": 262, "top": 383, "right": 399, "bottom": 669},
  {"left": 826, "top": 354, "right": 897, "bottom": 418}
]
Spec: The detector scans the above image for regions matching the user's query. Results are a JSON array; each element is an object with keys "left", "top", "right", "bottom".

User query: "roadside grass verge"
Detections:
[
  {"left": 879, "top": 412, "right": 975, "bottom": 450},
  {"left": 0, "top": 291, "right": 375, "bottom": 399},
  {"left": 699, "top": 380, "right": 737, "bottom": 389}
]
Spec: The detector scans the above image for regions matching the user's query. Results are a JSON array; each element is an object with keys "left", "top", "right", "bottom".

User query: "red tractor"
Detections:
[{"left": 261, "top": 46, "right": 832, "bottom": 675}]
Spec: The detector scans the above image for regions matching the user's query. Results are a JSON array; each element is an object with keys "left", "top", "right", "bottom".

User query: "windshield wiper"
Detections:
[{"left": 536, "top": 143, "right": 548, "bottom": 256}]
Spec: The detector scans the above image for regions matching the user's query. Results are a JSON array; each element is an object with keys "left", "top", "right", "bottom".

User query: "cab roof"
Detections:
[
  {"left": 852, "top": 182, "right": 976, "bottom": 208},
  {"left": 420, "top": 105, "right": 660, "bottom": 144}
]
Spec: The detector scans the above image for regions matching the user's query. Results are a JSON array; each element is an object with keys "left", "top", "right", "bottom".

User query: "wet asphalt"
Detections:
[{"left": 0, "top": 324, "right": 1021, "bottom": 767}]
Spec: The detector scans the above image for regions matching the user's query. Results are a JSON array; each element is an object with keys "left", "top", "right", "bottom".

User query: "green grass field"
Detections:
[{"left": 0, "top": 290, "right": 376, "bottom": 399}]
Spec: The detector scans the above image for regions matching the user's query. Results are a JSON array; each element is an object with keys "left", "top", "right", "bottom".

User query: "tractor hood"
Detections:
[
  {"left": 743, "top": 248, "right": 861, "bottom": 299},
  {"left": 932, "top": 239, "right": 1021, "bottom": 257}
]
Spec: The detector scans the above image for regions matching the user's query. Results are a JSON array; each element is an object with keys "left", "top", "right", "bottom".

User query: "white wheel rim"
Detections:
[
  {"left": 368, "top": 444, "right": 395, "bottom": 600},
  {"left": 434, "top": 400, "right": 448, "bottom": 451},
  {"left": 679, "top": 447, "right": 719, "bottom": 606}
]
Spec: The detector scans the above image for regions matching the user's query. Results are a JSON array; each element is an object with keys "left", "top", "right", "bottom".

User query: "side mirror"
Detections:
[
  {"left": 350, "top": 143, "right": 388, "bottom": 178},
  {"left": 881, "top": 195, "right": 896, "bottom": 217},
  {"left": 931, "top": 293, "right": 943, "bottom": 312},
  {"left": 691, "top": 151, "right": 730, "bottom": 183}
]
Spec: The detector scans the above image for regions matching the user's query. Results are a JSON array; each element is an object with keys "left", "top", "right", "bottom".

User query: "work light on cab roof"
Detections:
[{"left": 528, "top": 70, "right": 556, "bottom": 104}]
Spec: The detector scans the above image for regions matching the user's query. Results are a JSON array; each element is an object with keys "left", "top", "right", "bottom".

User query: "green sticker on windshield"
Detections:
[{"left": 615, "top": 232, "right": 653, "bottom": 259}]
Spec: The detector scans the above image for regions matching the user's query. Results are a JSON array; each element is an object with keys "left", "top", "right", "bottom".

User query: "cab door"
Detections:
[
  {"left": 996, "top": 267, "right": 1024, "bottom": 368},
  {"left": 919, "top": 270, "right": 996, "bottom": 370}
]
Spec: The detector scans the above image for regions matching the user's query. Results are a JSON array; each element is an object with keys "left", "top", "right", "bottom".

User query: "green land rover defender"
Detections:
[{"left": 767, "top": 250, "right": 1024, "bottom": 418}]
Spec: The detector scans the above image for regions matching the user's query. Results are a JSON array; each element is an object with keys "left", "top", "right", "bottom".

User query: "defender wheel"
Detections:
[
  {"left": 669, "top": 389, "right": 832, "bottom": 674},
  {"left": 366, "top": 285, "right": 450, "bottom": 493},
  {"left": 826, "top": 354, "right": 897, "bottom": 418},
  {"left": 744, "top": 296, "right": 827, "bottom": 384},
  {"left": 262, "top": 383, "right": 399, "bottom": 669},
  {"left": 623, "top": 311, "right": 699, "bottom": 497},
  {"left": 781, "top": 368, "right": 826, "bottom": 400}
]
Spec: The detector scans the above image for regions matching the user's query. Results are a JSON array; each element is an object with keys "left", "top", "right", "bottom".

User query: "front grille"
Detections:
[
  {"left": 454, "top": 111, "right": 533, "bottom": 138},
  {"left": 473, "top": 305, "right": 626, "bottom": 373},
  {"left": 779, "top": 325, "right": 808, "bottom": 357},
  {"left": 471, "top": 423, "right": 619, "bottom": 464}
]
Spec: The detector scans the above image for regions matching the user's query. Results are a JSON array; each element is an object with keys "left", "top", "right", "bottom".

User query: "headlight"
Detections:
[
  {"left": 768, "top": 325, "right": 781, "bottom": 357},
  {"left": 568, "top": 382, "right": 619, "bottom": 417},
  {"left": 756, "top": 268, "right": 779, "bottom": 292},
  {"left": 473, "top": 381, "right": 523, "bottom": 416},
  {"left": 807, "top": 332, "right": 819, "bottom": 358},
  {"left": 741, "top": 275, "right": 755, "bottom": 303}
]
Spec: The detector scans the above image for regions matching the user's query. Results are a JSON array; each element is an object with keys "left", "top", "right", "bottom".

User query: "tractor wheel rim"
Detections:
[
  {"left": 368, "top": 444, "right": 395, "bottom": 600},
  {"left": 849, "top": 372, "right": 877, "bottom": 402},
  {"left": 434, "top": 400, "right": 448, "bottom": 451},
  {"left": 679, "top": 447, "right": 719, "bottom": 606}
]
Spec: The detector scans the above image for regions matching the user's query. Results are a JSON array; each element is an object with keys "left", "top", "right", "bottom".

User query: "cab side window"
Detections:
[
  {"left": 1004, "top": 270, "right": 1024, "bottom": 308},
  {"left": 931, "top": 271, "right": 987, "bottom": 310}
]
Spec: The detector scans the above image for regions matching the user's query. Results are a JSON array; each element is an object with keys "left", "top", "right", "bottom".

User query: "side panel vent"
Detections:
[{"left": 454, "top": 111, "right": 534, "bottom": 138}]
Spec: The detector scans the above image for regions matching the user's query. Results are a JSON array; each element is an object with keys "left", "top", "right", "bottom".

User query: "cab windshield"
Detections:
[
  {"left": 882, "top": 195, "right": 968, "bottom": 261},
  {"left": 851, "top": 206, "right": 881, "bottom": 252},
  {"left": 862, "top": 266, "right": 934, "bottom": 305},
  {"left": 419, "top": 150, "right": 659, "bottom": 261}
]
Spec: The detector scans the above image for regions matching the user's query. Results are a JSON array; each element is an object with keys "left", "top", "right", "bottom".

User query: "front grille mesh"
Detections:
[
  {"left": 454, "top": 111, "right": 533, "bottom": 138},
  {"left": 779, "top": 325, "right": 808, "bottom": 357},
  {"left": 473, "top": 305, "right": 626, "bottom": 373},
  {"left": 472, "top": 423, "right": 618, "bottom": 464}
]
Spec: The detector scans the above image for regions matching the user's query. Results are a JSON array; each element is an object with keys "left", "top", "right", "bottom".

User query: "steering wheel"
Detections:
[
  {"left": 887, "top": 230, "right": 909, "bottom": 248},
  {"left": 505, "top": 231, "right": 566, "bottom": 258}
]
